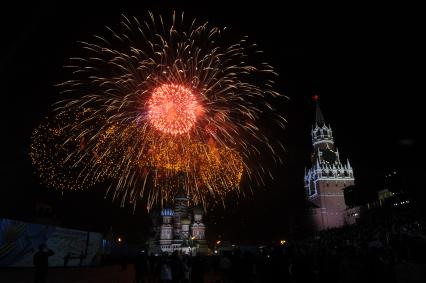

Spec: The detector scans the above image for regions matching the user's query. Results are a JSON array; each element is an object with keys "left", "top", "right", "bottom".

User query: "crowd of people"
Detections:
[
  {"left": 30, "top": 211, "right": 425, "bottom": 282},
  {"left": 285, "top": 214, "right": 426, "bottom": 283},
  {"left": 131, "top": 213, "right": 426, "bottom": 283}
]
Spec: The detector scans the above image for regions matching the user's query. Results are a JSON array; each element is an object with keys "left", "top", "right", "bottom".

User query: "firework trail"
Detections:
[{"left": 30, "top": 12, "right": 285, "bottom": 210}]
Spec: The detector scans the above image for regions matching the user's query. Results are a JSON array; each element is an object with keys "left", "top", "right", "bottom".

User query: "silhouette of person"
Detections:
[
  {"left": 134, "top": 250, "right": 148, "bottom": 283},
  {"left": 191, "top": 253, "right": 205, "bottom": 283},
  {"left": 79, "top": 252, "right": 85, "bottom": 266},
  {"left": 33, "top": 243, "right": 54, "bottom": 283},
  {"left": 121, "top": 255, "right": 128, "bottom": 271},
  {"left": 64, "top": 252, "right": 71, "bottom": 267}
]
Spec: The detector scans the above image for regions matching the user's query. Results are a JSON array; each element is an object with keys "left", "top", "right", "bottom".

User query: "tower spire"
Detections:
[
  {"left": 177, "top": 172, "right": 186, "bottom": 197},
  {"left": 313, "top": 94, "right": 325, "bottom": 126}
]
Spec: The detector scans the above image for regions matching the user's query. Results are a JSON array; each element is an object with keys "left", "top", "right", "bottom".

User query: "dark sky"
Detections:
[{"left": 1, "top": 1, "right": 424, "bottom": 243}]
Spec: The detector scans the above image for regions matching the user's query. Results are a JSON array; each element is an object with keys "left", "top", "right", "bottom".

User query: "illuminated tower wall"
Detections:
[
  {"left": 173, "top": 195, "right": 189, "bottom": 241},
  {"left": 304, "top": 99, "right": 355, "bottom": 230},
  {"left": 159, "top": 209, "right": 174, "bottom": 248},
  {"left": 180, "top": 218, "right": 191, "bottom": 239},
  {"left": 191, "top": 208, "right": 206, "bottom": 240}
]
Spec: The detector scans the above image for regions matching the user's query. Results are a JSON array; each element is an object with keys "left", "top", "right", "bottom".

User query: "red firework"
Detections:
[{"left": 147, "top": 84, "right": 199, "bottom": 135}]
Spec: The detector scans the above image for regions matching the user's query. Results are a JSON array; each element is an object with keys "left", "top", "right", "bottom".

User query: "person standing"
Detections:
[
  {"left": 191, "top": 253, "right": 205, "bottom": 283},
  {"left": 64, "top": 252, "right": 71, "bottom": 267},
  {"left": 159, "top": 255, "right": 173, "bottom": 283},
  {"left": 79, "top": 252, "right": 85, "bottom": 267},
  {"left": 134, "top": 250, "right": 148, "bottom": 283},
  {"left": 33, "top": 243, "right": 54, "bottom": 283}
]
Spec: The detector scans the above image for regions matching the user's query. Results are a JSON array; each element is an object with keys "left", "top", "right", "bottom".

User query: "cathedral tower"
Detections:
[
  {"left": 304, "top": 96, "right": 355, "bottom": 230},
  {"left": 191, "top": 207, "right": 208, "bottom": 254},
  {"left": 159, "top": 208, "right": 174, "bottom": 253},
  {"left": 173, "top": 174, "right": 189, "bottom": 244}
]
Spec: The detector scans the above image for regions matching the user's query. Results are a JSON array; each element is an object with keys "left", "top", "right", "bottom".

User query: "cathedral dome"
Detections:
[{"left": 160, "top": 208, "right": 174, "bottom": 217}]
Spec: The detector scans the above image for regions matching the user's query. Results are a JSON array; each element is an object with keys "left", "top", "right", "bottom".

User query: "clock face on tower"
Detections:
[{"left": 321, "top": 148, "right": 337, "bottom": 164}]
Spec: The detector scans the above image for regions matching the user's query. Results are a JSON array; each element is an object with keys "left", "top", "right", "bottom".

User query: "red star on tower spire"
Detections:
[{"left": 312, "top": 94, "right": 325, "bottom": 125}]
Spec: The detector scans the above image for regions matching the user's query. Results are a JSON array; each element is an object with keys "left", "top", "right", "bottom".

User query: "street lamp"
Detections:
[
  {"left": 214, "top": 240, "right": 222, "bottom": 255},
  {"left": 189, "top": 236, "right": 196, "bottom": 256}
]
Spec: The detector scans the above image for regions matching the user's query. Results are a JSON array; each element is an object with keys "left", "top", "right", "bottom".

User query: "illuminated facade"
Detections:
[
  {"left": 151, "top": 194, "right": 207, "bottom": 255},
  {"left": 304, "top": 98, "right": 359, "bottom": 230}
]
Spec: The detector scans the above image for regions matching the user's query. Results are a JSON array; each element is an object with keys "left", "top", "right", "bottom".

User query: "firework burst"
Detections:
[
  {"left": 30, "top": 12, "right": 285, "bottom": 210},
  {"left": 147, "top": 84, "right": 200, "bottom": 135}
]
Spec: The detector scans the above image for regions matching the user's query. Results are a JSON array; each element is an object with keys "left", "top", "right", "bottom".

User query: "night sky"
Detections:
[{"left": 1, "top": 1, "right": 424, "bottom": 244}]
